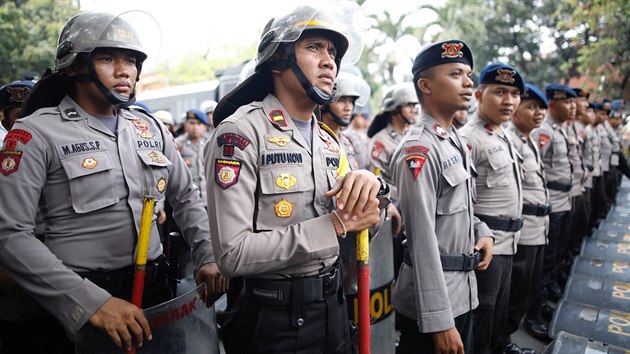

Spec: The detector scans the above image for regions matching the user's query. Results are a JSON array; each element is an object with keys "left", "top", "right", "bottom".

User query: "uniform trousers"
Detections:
[
  {"left": 220, "top": 273, "right": 353, "bottom": 354},
  {"left": 562, "top": 195, "right": 585, "bottom": 268},
  {"left": 396, "top": 311, "right": 473, "bottom": 354},
  {"left": 473, "top": 254, "right": 513, "bottom": 354},
  {"left": 499, "top": 245, "right": 545, "bottom": 347},
  {"left": 591, "top": 176, "right": 607, "bottom": 225}
]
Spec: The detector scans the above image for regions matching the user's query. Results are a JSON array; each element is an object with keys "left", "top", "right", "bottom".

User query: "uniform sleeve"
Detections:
[
  {"left": 204, "top": 121, "right": 339, "bottom": 277},
  {"left": 160, "top": 125, "right": 215, "bottom": 269},
  {"left": 393, "top": 141, "right": 455, "bottom": 332},
  {"left": 0, "top": 121, "right": 110, "bottom": 336}
]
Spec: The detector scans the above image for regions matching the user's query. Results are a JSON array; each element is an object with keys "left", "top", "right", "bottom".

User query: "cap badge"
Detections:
[
  {"left": 495, "top": 69, "right": 516, "bottom": 84},
  {"left": 441, "top": 43, "right": 464, "bottom": 59}
]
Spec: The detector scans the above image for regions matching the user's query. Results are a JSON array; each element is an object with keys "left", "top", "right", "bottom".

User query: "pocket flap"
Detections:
[
  {"left": 137, "top": 150, "right": 173, "bottom": 168},
  {"left": 443, "top": 165, "right": 470, "bottom": 187},
  {"left": 260, "top": 168, "right": 307, "bottom": 194},
  {"left": 487, "top": 147, "right": 513, "bottom": 170}
]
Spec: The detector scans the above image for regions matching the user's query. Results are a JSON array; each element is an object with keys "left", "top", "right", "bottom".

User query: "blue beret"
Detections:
[
  {"left": 478, "top": 63, "right": 525, "bottom": 93},
  {"left": 544, "top": 83, "right": 577, "bottom": 100},
  {"left": 572, "top": 88, "right": 590, "bottom": 99},
  {"left": 185, "top": 109, "right": 209, "bottom": 125},
  {"left": 591, "top": 102, "right": 603, "bottom": 110},
  {"left": 0, "top": 80, "right": 34, "bottom": 115},
  {"left": 412, "top": 39, "right": 473, "bottom": 75},
  {"left": 611, "top": 99, "right": 623, "bottom": 111},
  {"left": 521, "top": 83, "right": 548, "bottom": 109}
]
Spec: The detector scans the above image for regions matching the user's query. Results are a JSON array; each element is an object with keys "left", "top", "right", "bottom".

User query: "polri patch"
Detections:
[
  {"left": 217, "top": 133, "right": 250, "bottom": 157},
  {"left": 432, "top": 124, "right": 448, "bottom": 138},
  {"left": 0, "top": 150, "right": 22, "bottom": 176},
  {"left": 275, "top": 199, "right": 293, "bottom": 218},
  {"left": 157, "top": 177, "right": 167, "bottom": 193},
  {"left": 405, "top": 154, "right": 426, "bottom": 180},
  {"left": 269, "top": 110, "right": 288, "bottom": 127},
  {"left": 215, "top": 159, "right": 242, "bottom": 189},
  {"left": 82, "top": 157, "right": 98, "bottom": 169},
  {"left": 371, "top": 141, "right": 385, "bottom": 158}
]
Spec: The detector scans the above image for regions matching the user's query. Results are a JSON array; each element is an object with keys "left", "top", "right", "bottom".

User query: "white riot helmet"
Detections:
[
  {"left": 323, "top": 72, "right": 370, "bottom": 126},
  {"left": 153, "top": 110, "right": 174, "bottom": 125},
  {"left": 382, "top": 83, "right": 418, "bottom": 113},
  {"left": 200, "top": 100, "right": 218, "bottom": 114}
]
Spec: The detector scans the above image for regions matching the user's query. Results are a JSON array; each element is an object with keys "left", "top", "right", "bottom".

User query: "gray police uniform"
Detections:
[
  {"left": 204, "top": 94, "right": 352, "bottom": 353},
  {"left": 459, "top": 115, "right": 522, "bottom": 353},
  {"left": 564, "top": 121, "right": 587, "bottom": 258},
  {"left": 369, "top": 123, "right": 406, "bottom": 201},
  {"left": 175, "top": 133, "right": 209, "bottom": 204},
  {"left": 0, "top": 96, "right": 214, "bottom": 336},
  {"left": 391, "top": 113, "right": 491, "bottom": 333},
  {"left": 341, "top": 129, "right": 369, "bottom": 170}
]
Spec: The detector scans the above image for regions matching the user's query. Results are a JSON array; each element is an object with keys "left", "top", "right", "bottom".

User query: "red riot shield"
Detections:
[{"left": 75, "top": 283, "right": 219, "bottom": 354}]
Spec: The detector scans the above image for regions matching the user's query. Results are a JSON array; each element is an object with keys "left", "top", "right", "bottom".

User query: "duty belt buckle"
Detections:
[
  {"left": 318, "top": 264, "right": 338, "bottom": 294},
  {"left": 472, "top": 252, "right": 480, "bottom": 269}
]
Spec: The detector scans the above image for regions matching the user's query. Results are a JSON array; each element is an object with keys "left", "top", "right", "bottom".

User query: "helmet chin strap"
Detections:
[
  {"left": 329, "top": 110, "right": 351, "bottom": 127},
  {"left": 75, "top": 53, "right": 139, "bottom": 110},
  {"left": 394, "top": 107, "right": 414, "bottom": 125},
  {"left": 270, "top": 44, "right": 337, "bottom": 105}
]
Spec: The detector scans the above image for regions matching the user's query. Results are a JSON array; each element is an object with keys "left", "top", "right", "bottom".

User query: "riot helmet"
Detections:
[
  {"left": 367, "top": 83, "right": 418, "bottom": 137},
  {"left": 200, "top": 100, "right": 218, "bottom": 114},
  {"left": 322, "top": 72, "right": 370, "bottom": 126}
]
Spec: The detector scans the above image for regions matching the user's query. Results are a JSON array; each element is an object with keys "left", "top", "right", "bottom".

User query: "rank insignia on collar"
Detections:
[
  {"left": 64, "top": 108, "right": 80, "bottom": 118},
  {"left": 148, "top": 151, "right": 165, "bottom": 164},
  {"left": 267, "top": 136, "right": 291, "bottom": 147},
  {"left": 82, "top": 157, "right": 98, "bottom": 169},
  {"left": 269, "top": 110, "right": 288, "bottom": 127},
  {"left": 405, "top": 154, "right": 426, "bottom": 180},
  {"left": 484, "top": 124, "right": 494, "bottom": 134},
  {"left": 276, "top": 172, "right": 297, "bottom": 190},
  {"left": 538, "top": 134, "right": 550, "bottom": 149},
  {"left": 441, "top": 42, "right": 464, "bottom": 59},
  {"left": 275, "top": 199, "right": 293, "bottom": 218},
  {"left": 215, "top": 159, "right": 241, "bottom": 189},
  {"left": 0, "top": 150, "right": 22, "bottom": 176},
  {"left": 495, "top": 69, "right": 516, "bottom": 84},
  {"left": 433, "top": 124, "right": 448, "bottom": 138},
  {"left": 156, "top": 177, "right": 167, "bottom": 193}
]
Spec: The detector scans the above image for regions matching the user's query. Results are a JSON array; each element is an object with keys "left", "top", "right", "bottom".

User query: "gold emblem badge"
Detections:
[
  {"left": 156, "top": 177, "right": 167, "bottom": 193},
  {"left": 276, "top": 173, "right": 297, "bottom": 190},
  {"left": 267, "top": 136, "right": 291, "bottom": 147},
  {"left": 275, "top": 199, "right": 293, "bottom": 218},
  {"left": 441, "top": 42, "right": 464, "bottom": 58},
  {"left": 82, "top": 157, "right": 98, "bottom": 169},
  {"left": 495, "top": 69, "right": 516, "bottom": 84},
  {"left": 2, "top": 156, "right": 16, "bottom": 171},
  {"left": 218, "top": 166, "right": 236, "bottom": 184},
  {"left": 148, "top": 151, "right": 164, "bottom": 164},
  {"left": 138, "top": 131, "right": 154, "bottom": 139}
]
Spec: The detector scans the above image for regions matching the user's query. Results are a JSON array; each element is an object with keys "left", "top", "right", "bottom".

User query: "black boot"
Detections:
[
  {"left": 523, "top": 317, "right": 551, "bottom": 342},
  {"left": 503, "top": 342, "right": 536, "bottom": 354}
]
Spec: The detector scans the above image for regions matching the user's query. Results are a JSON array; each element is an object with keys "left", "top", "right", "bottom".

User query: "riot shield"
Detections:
[{"left": 75, "top": 283, "right": 219, "bottom": 354}]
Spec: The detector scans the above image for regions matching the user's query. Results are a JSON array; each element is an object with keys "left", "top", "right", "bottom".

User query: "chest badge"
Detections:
[
  {"left": 148, "top": 151, "right": 165, "bottom": 164},
  {"left": 132, "top": 119, "right": 154, "bottom": 139},
  {"left": 156, "top": 177, "right": 167, "bottom": 193},
  {"left": 276, "top": 173, "right": 297, "bottom": 190},
  {"left": 275, "top": 199, "right": 293, "bottom": 218},
  {"left": 82, "top": 157, "right": 98, "bottom": 169},
  {"left": 267, "top": 136, "right": 291, "bottom": 147}
]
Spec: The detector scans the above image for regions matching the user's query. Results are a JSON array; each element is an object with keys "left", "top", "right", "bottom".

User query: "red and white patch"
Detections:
[
  {"left": 0, "top": 150, "right": 22, "bottom": 176},
  {"left": 405, "top": 154, "right": 426, "bottom": 180},
  {"left": 269, "top": 110, "right": 288, "bottom": 127},
  {"left": 4, "top": 129, "right": 33, "bottom": 149},
  {"left": 371, "top": 141, "right": 385, "bottom": 158},
  {"left": 538, "top": 134, "right": 550, "bottom": 149},
  {"left": 215, "top": 159, "right": 242, "bottom": 189},
  {"left": 484, "top": 124, "right": 494, "bottom": 134},
  {"left": 433, "top": 124, "right": 448, "bottom": 138}
]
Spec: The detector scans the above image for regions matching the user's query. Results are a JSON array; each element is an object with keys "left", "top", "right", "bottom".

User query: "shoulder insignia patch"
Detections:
[
  {"left": 269, "top": 110, "right": 288, "bottom": 127},
  {"left": 267, "top": 136, "right": 291, "bottom": 147},
  {"left": 371, "top": 141, "right": 385, "bottom": 159},
  {"left": 217, "top": 133, "right": 250, "bottom": 157},
  {"left": 0, "top": 150, "right": 22, "bottom": 176},
  {"left": 538, "top": 134, "right": 550, "bottom": 149},
  {"left": 405, "top": 154, "right": 427, "bottom": 180},
  {"left": 4, "top": 129, "right": 32, "bottom": 150},
  {"left": 215, "top": 158, "right": 242, "bottom": 189},
  {"left": 275, "top": 199, "right": 293, "bottom": 218}
]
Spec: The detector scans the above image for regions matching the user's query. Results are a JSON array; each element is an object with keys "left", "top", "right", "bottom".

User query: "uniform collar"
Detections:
[
  {"left": 419, "top": 112, "right": 449, "bottom": 139},
  {"left": 59, "top": 96, "right": 90, "bottom": 121}
]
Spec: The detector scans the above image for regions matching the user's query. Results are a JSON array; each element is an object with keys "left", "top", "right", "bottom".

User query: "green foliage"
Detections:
[{"left": 0, "top": 0, "right": 78, "bottom": 85}]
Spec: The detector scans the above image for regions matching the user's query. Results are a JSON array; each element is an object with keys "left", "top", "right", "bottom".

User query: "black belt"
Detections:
[
  {"left": 244, "top": 264, "right": 341, "bottom": 306},
  {"left": 547, "top": 180, "right": 572, "bottom": 192},
  {"left": 476, "top": 214, "right": 523, "bottom": 232},
  {"left": 77, "top": 256, "right": 167, "bottom": 295},
  {"left": 522, "top": 203, "right": 552, "bottom": 216},
  {"left": 402, "top": 247, "right": 479, "bottom": 271}
]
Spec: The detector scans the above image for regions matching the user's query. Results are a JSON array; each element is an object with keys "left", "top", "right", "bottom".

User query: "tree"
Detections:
[{"left": 0, "top": 0, "right": 78, "bottom": 85}]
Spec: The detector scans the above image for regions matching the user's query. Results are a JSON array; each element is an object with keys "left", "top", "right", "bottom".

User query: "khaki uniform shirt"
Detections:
[
  {"left": 597, "top": 123, "right": 612, "bottom": 172},
  {"left": 204, "top": 94, "right": 341, "bottom": 279},
  {"left": 369, "top": 123, "right": 406, "bottom": 202},
  {"left": 507, "top": 123, "right": 549, "bottom": 246},
  {"left": 460, "top": 115, "right": 522, "bottom": 255},
  {"left": 341, "top": 129, "right": 369, "bottom": 170},
  {"left": 391, "top": 113, "right": 492, "bottom": 333},
  {"left": 586, "top": 124, "right": 602, "bottom": 178},
  {"left": 0, "top": 96, "right": 214, "bottom": 336},
  {"left": 175, "top": 133, "right": 209, "bottom": 205},
  {"left": 566, "top": 121, "right": 585, "bottom": 197},
  {"left": 531, "top": 116, "right": 572, "bottom": 213}
]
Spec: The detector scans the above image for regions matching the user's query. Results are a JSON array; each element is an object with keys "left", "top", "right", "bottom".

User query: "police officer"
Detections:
[
  {"left": 527, "top": 84, "right": 576, "bottom": 339},
  {"left": 501, "top": 83, "right": 550, "bottom": 354},
  {"left": 0, "top": 80, "right": 34, "bottom": 133},
  {"left": 320, "top": 71, "right": 371, "bottom": 170},
  {"left": 204, "top": 3, "right": 385, "bottom": 353},
  {"left": 584, "top": 101, "right": 603, "bottom": 229},
  {"left": 0, "top": 11, "right": 225, "bottom": 353},
  {"left": 594, "top": 102, "right": 613, "bottom": 215},
  {"left": 175, "top": 109, "right": 210, "bottom": 204},
  {"left": 459, "top": 63, "right": 525, "bottom": 354},
  {"left": 392, "top": 39, "right": 494, "bottom": 354}
]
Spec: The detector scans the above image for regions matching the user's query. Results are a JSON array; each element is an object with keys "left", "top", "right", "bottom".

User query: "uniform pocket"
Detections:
[
  {"left": 486, "top": 149, "right": 513, "bottom": 188},
  {"left": 438, "top": 166, "right": 470, "bottom": 215},
  {"left": 257, "top": 168, "right": 308, "bottom": 229},
  {"left": 60, "top": 151, "right": 119, "bottom": 213}
]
